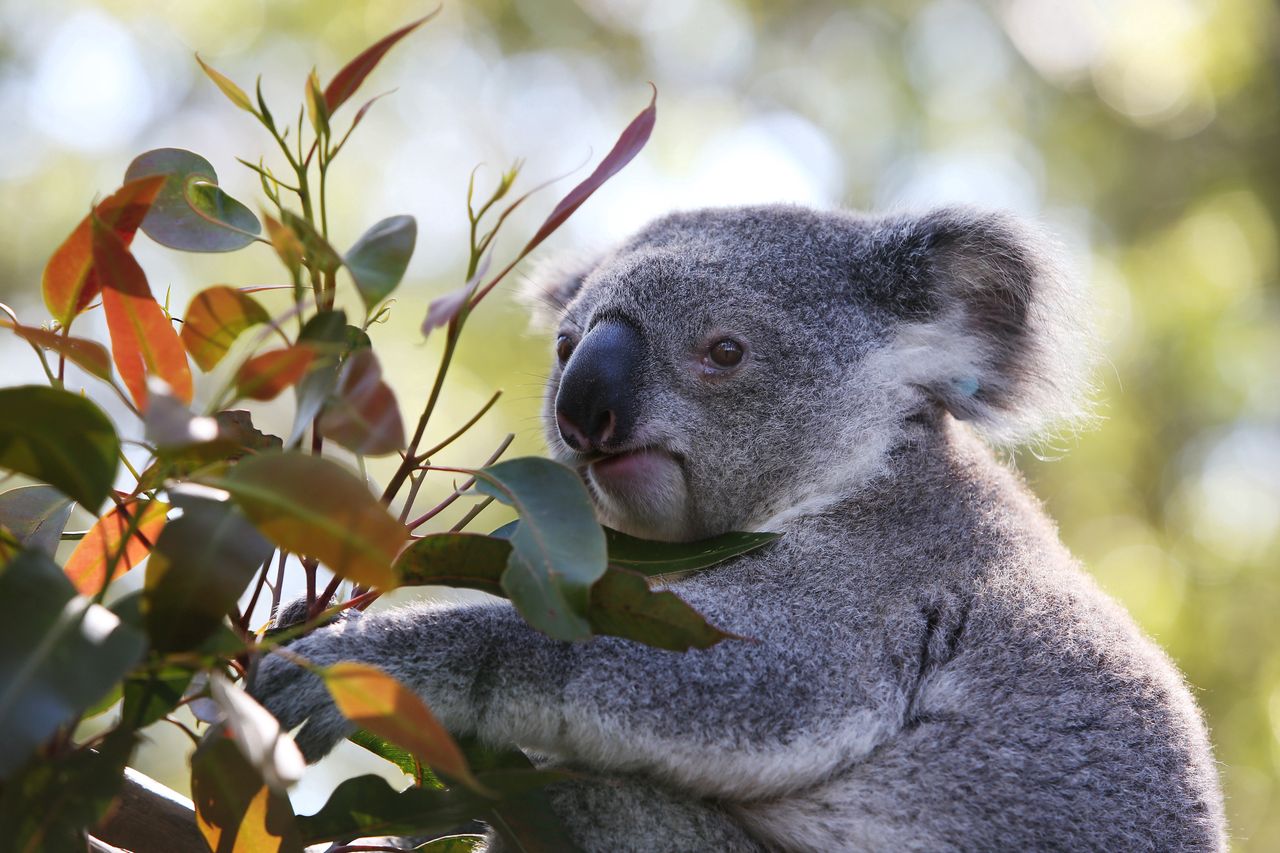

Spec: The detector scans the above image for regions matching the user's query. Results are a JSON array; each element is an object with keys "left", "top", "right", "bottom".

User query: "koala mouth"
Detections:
[{"left": 587, "top": 447, "right": 681, "bottom": 494}]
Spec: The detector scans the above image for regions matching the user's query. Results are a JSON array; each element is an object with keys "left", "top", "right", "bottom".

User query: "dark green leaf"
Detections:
[
  {"left": 604, "top": 528, "right": 780, "bottom": 577},
  {"left": 0, "top": 550, "right": 145, "bottom": 779},
  {"left": 473, "top": 458, "right": 605, "bottom": 642},
  {"left": 281, "top": 210, "right": 342, "bottom": 273},
  {"left": 122, "top": 665, "right": 194, "bottom": 728},
  {"left": 587, "top": 567, "right": 733, "bottom": 651},
  {"left": 125, "top": 148, "right": 261, "bottom": 252},
  {"left": 346, "top": 215, "right": 417, "bottom": 311},
  {"left": 456, "top": 738, "right": 581, "bottom": 853},
  {"left": 0, "top": 486, "right": 73, "bottom": 556},
  {"left": 393, "top": 532, "right": 508, "bottom": 595},
  {"left": 190, "top": 733, "right": 302, "bottom": 853},
  {"left": 0, "top": 728, "right": 134, "bottom": 853},
  {"left": 143, "top": 489, "right": 273, "bottom": 652},
  {"left": 297, "top": 769, "right": 560, "bottom": 844},
  {"left": 0, "top": 386, "right": 119, "bottom": 511}
]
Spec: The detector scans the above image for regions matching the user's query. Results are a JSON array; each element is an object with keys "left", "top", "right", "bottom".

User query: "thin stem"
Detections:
[
  {"left": 416, "top": 389, "right": 502, "bottom": 462},
  {"left": 314, "top": 574, "right": 343, "bottom": 616},
  {"left": 269, "top": 550, "right": 288, "bottom": 617},
  {"left": 381, "top": 330, "right": 460, "bottom": 504},
  {"left": 449, "top": 495, "right": 494, "bottom": 532},
  {"left": 241, "top": 553, "right": 276, "bottom": 631},
  {"left": 397, "top": 470, "right": 426, "bottom": 524}
]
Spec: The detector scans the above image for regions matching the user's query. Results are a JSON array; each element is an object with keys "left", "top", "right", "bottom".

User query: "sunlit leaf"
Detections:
[
  {"left": 41, "top": 175, "right": 165, "bottom": 327},
  {"left": 195, "top": 53, "right": 255, "bottom": 113},
  {"left": 181, "top": 285, "right": 271, "bottom": 371},
  {"left": 394, "top": 532, "right": 507, "bottom": 594},
  {"left": 304, "top": 67, "right": 329, "bottom": 137},
  {"left": 210, "top": 673, "right": 305, "bottom": 791},
  {"left": 0, "top": 386, "right": 119, "bottom": 510},
  {"left": 202, "top": 452, "right": 405, "bottom": 589},
  {"left": 234, "top": 345, "right": 316, "bottom": 402},
  {"left": 63, "top": 498, "right": 169, "bottom": 596},
  {"left": 93, "top": 219, "right": 194, "bottom": 408},
  {"left": 316, "top": 348, "right": 405, "bottom": 455},
  {"left": 348, "top": 729, "right": 432, "bottom": 788},
  {"left": 0, "top": 321, "right": 113, "bottom": 382},
  {"left": 322, "top": 662, "right": 482, "bottom": 792},
  {"left": 0, "top": 550, "right": 146, "bottom": 780},
  {"left": 143, "top": 488, "right": 272, "bottom": 652},
  {"left": 472, "top": 458, "right": 605, "bottom": 641},
  {"left": 0, "top": 486, "right": 73, "bottom": 557},
  {"left": 519, "top": 85, "right": 656, "bottom": 256},
  {"left": 125, "top": 148, "right": 261, "bottom": 253},
  {"left": 323, "top": 10, "right": 439, "bottom": 114},
  {"left": 191, "top": 733, "right": 302, "bottom": 853},
  {"left": 346, "top": 215, "right": 417, "bottom": 311}
]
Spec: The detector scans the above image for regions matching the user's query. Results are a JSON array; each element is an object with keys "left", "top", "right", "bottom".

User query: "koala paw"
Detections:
[{"left": 251, "top": 611, "right": 361, "bottom": 763}]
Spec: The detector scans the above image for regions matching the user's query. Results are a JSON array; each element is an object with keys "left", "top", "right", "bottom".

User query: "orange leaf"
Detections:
[
  {"left": 92, "top": 219, "right": 193, "bottom": 409},
  {"left": 64, "top": 499, "right": 169, "bottom": 595},
  {"left": 181, "top": 285, "right": 271, "bottom": 371},
  {"left": 321, "top": 661, "right": 484, "bottom": 792},
  {"left": 1, "top": 321, "right": 113, "bottom": 381},
  {"left": 234, "top": 346, "right": 315, "bottom": 401},
  {"left": 42, "top": 176, "right": 165, "bottom": 327}
]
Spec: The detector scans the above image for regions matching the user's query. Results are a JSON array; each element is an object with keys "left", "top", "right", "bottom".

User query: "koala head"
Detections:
[{"left": 527, "top": 205, "right": 1091, "bottom": 542}]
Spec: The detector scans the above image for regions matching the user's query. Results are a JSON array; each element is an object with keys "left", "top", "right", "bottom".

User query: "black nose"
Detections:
[{"left": 555, "top": 318, "right": 643, "bottom": 452}]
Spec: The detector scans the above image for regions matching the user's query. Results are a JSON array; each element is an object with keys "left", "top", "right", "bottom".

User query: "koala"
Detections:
[{"left": 253, "top": 205, "right": 1227, "bottom": 851}]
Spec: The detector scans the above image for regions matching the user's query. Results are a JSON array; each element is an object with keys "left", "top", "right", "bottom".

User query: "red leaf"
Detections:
[
  {"left": 92, "top": 220, "right": 193, "bottom": 409},
  {"left": 520, "top": 85, "right": 657, "bottom": 256},
  {"left": 42, "top": 176, "right": 166, "bottom": 327},
  {"left": 323, "top": 10, "right": 438, "bottom": 114},
  {"left": 234, "top": 346, "right": 316, "bottom": 401},
  {"left": 64, "top": 499, "right": 169, "bottom": 595},
  {"left": 181, "top": 285, "right": 271, "bottom": 371},
  {"left": 316, "top": 349, "right": 405, "bottom": 455}
]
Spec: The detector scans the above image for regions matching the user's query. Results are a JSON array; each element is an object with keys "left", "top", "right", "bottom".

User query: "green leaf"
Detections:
[
  {"left": 297, "top": 769, "right": 559, "bottom": 844},
  {"left": 345, "top": 215, "right": 417, "bottom": 311},
  {"left": 604, "top": 528, "right": 780, "bottom": 577},
  {"left": 122, "top": 665, "right": 194, "bottom": 729},
  {"left": 0, "top": 486, "right": 73, "bottom": 556},
  {"left": 195, "top": 53, "right": 255, "bottom": 114},
  {"left": 0, "top": 550, "right": 146, "bottom": 780},
  {"left": 125, "top": 148, "right": 261, "bottom": 253},
  {"left": 417, "top": 837, "right": 486, "bottom": 852},
  {"left": 348, "top": 729, "right": 435, "bottom": 788},
  {"left": 191, "top": 733, "right": 302, "bottom": 853},
  {"left": 0, "top": 386, "right": 119, "bottom": 511},
  {"left": 0, "top": 728, "right": 134, "bottom": 853},
  {"left": 473, "top": 458, "right": 606, "bottom": 642},
  {"left": 201, "top": 452, "right": 405, "bottom": 589},
  {"left": 393, "top": 532, "right": 508, "bottom": 595},
  {"left": 143, "top": 489, "right": 273, "bottom": 652},
  {"left": 586, "top": 567, "right": 733, "bottom": 651}
]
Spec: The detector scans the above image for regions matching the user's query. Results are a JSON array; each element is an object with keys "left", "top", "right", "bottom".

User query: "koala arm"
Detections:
[{"left": 254, "top": 591, "right": 919, "bottom": 801}]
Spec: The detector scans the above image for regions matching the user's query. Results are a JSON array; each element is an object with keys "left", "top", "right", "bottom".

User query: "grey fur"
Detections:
[{"left": 254, "top": 204, "right": 1225, "bottom": 851}]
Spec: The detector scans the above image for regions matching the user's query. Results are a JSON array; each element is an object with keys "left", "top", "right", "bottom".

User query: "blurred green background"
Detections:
[{"left": 0, "top": 0, "right": 1277, "bottom": 846}]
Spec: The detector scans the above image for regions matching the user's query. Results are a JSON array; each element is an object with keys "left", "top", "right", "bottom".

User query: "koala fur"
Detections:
[{"left": 253, "top": 205, "right": 1226, "bottom": 851}]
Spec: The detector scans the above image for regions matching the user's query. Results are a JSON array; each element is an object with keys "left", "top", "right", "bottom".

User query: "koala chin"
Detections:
[{"left": 253, "top": 205, "right": 1227, "bottom": 852}]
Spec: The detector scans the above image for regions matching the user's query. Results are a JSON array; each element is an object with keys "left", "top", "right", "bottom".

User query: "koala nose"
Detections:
[{"left": 555, "top": 318, "right": 643, "bottom": 452}]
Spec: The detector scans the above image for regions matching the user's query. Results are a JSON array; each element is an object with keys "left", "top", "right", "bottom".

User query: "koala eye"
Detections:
[
  {"left": 708, "top": 338, "right": 744, "bottom": 368},
  {"left": 555, "top": 334, "right": 576, "bottom": 364}
]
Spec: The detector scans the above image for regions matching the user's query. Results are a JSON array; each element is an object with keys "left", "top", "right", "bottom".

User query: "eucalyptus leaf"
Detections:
[
  {"left": 125, "top": 148, "right": 261, "bottom": 252},
  {"left": 0, "top": 486, "right": 73, "bottom": 556},
  {"left": 346, "top": 215, "right": 417, "bottom": 311},
  {"left": 0, "top": 386, "right": 119, "bottom": 511}
]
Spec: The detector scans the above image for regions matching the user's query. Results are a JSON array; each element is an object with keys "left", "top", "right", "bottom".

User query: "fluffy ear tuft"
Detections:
[
  {"left": 517, "top": 251, "right": 599, "bottom": 329},
  {"left": 878, "top": 207, "right": 1096, "bottom": 444}
]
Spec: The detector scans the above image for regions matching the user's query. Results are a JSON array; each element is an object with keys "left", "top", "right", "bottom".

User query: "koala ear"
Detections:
[
  {"left": 518, "top": 251, "right": 599, "bottom": 329},
  {"left": 875, "top": 207, "right": 1094, "bottom": 444}
]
